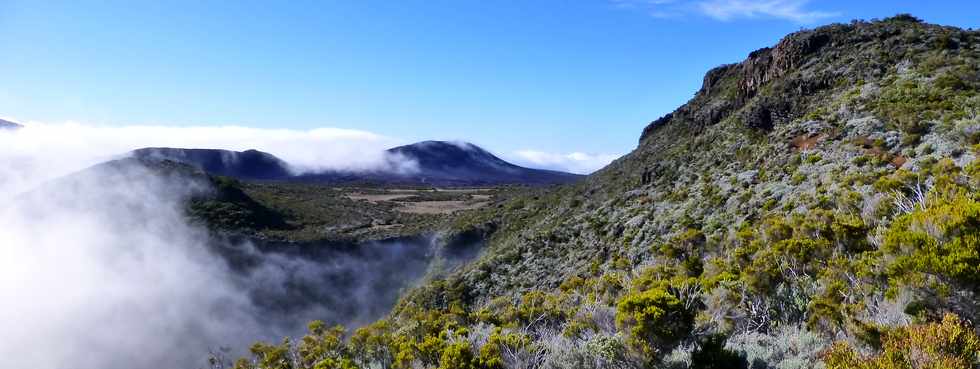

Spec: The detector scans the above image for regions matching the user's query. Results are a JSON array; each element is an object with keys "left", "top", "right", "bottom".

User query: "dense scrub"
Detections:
[{"left": 220, "top": 15, "right": 980, "bottom": 369}]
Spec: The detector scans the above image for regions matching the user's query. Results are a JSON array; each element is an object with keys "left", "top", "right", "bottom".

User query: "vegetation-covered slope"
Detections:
[{"left": 227, "top": 15, "right": 980, "bottom": 369}]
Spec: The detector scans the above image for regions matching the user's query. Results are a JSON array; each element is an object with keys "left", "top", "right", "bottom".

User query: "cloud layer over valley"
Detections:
[
  {"left": 0, "top": 120, "right": 411, "bottom": 197},
  {"left": 510, "top": 150, "right": 621, "bottom": 175},
  {"left": 0, "top": 120, "right": 613, "bottom": 196},
  {"left": 0, "top": 124, "right": 484, "bottom": 369}
]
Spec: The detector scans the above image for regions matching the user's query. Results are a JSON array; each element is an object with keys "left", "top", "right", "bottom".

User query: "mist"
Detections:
[
  {"left": 0, "top": 121, "right": 407, "bottom": 197},
  {"left": 0, "top": 128, "right": 480, "bottom": 369}
]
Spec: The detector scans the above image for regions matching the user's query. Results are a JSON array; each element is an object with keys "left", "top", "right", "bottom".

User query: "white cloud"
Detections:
[
  {"left": 0, "top": 118, "right": 621, "bottom": 367},
  {"left": 697, "top": 0, "right": 838, "bottom": 23},
  {"left": 0, "top": 162, "right": 263, "bottom": 369},
  {"left": 510, "top": 150, "right": 621, "bottom": 175},
  {"left": 613, "top": 0, "right": 837, "bottom": 23},
  {"left": 0, "top": 120, "right": 407, "bottom": 197},
  {"left": 0, "top": 142, "right": 441, "bottom": 369}
]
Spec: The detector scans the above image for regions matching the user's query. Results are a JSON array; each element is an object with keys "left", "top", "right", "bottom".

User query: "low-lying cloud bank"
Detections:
[
  {"left": 0, "top": 121, "right": 404, "bottom": 196},
  {"left": 510, "top": 149, "right": 620, "bottom": 175},
  {"left": 0, "top": 120, "right": 605, "bottom": 196},
  {"left": 0, "top": 162, "right": 257, "bottom": 369},
  {"left": 0, "top": 120, "right": 604, "bottom": 367},
  {"left": 0, "top": 152, "right": 455, "bottom": 369}
]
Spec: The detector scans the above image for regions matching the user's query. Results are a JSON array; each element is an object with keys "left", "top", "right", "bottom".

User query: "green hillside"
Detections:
[{"left": 227, "top": 15, "right": 980, "bottom": 369}]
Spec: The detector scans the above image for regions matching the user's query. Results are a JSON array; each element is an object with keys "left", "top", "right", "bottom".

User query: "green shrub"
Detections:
[
  {"left": 615, "top": 285, "right": 694, "bottom": 357},
  {"left": 882, "top": 190, "right": 980, "bottom": 288},
  {"left": 806, "top": 280, "right": 848, "bottom": 332},
  {"left": 439, "top": 341, "right": 477, "bottom": 369},
  {"left": 350, "top": 321, "right": 396, "bottom": 368},
  {"left": 312, "top": 358, "right": 359, "bottom": 369},
  {"left": 805, "top": 154, "right": 823, "bottom": 164},
  {"left": 831, "top": 213, "right": 870, "bottom": 252},
  {"left": 477, "top": 329, "right": 529, "bottom": 369},
  {"left": 824, "top": 314, "right": 980, "bottom": 369},
  {"left": 299, "top": 321, "right": 348, "bottom": 368},
  {"left": 875, "top": 79, "right": 946, "bottom": 135},
  {"left": 873, "top": 169, "right": 920, "bottom": 192},
  {"left": 417, "top": 335, "right": 448, "bottom": 367},
  {"left": 790, "top": 172, "right": 807, "bottom": 185},
  {"left": 248, "top": 339, "right": 295, "bottom": 369}
]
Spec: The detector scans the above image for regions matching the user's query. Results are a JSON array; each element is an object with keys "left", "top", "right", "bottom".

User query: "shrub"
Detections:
[
  {"left": 500, "top": 291, "right": 569, "bottom": 330},
  {"left": 248, "top": 339, "right": 295, "bottom": 369},
  {"left": 873, "top": 169, "right": 921, "bottom": 193},
  {"left": 885, "top": 13, "right": 922, "bottom": 23},
  {"left": 312, "top": 358, "right": 359, "bottom": 369},
  {"left": 476, "top": 328, "right": 532, "bottom": 369},
  {"left": 853, "top": 155, "right": 871, "bottom": 166},
  {"left": 824, "top": 314, "right": 980, "bottom": 369},
  {"left": 299, "top": 321, "right": 347, "bottom": 368},
  {"left": 659, "top": 228, "right": 707, "bottom": 277},
  {"left": 726, "top": 325, "right": 828, "bottom": 369},
  {"left": 882, "top": 190, "right": 980, "bottom": 288},
  {"left": 615, "top": 285, "right": 694, "bottom": 358},
  {"left": 804, "top": 154, "right": 823, "bottom": 164},
  {"left": 875, "top": 79, "right": 947, "bottom": 135},
  {"left": 831, "top": 213, "right": 870, "bottom": 252},
  {"left": 790, "top": 172, "right": 807, "bottom": 185},
  {"left": 806, "top": 280, "right": 848, "bottom": 332},
  {"left": 349, "top": 320, "right": 396, "bottom": 368},
  {"left": 417, "top": 334, "right": 448, "bottom": 367},
  {"left": 439, "top": 341, "right": 478, "bottom": 369}
]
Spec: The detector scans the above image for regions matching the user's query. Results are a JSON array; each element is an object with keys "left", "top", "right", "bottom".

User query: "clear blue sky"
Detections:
[{"left": 1, "top": 1, "right": 977, "bottom": 159}]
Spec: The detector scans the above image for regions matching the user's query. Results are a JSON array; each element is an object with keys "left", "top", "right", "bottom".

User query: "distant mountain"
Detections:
[
  {"left": 0, "top": 118, "right": 23, "bottom": 130},
  {"left": 381, "top": 141, "right": 581, "bottom": 185},
  {"left": 131, "top": 148, "right": 294, "bottom": 181},
  {"left": 129, "top": 141, "right": 582, "bottom": 186}
]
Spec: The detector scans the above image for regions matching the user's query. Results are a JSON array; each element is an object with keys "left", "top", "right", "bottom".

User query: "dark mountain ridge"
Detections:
[
  {"left": 132, "top": 147, "right": 294, "bottom": 180},
  {"left": 131, "top": 140, "right": 582, "bottom": 186},
  {"left": 378, "top": 141, "right": 581, "bottom": 185},
  {"left": 0, "top": 118, "right": 23, "bottom": 130}
]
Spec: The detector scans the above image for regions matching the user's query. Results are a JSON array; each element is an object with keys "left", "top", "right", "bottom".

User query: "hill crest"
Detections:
[{"left": 130, "top": 140, "right": 582, "bottom": 186}]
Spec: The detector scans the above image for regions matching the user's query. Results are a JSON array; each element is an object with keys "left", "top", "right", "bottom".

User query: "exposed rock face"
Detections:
[
  {"left": 737, "top": 32, "right": 832, "bottom": 99},
  {"left": 638, "top": 16, "right": 966, "bottom": 143},
  {"left": 701, "top": 64, "right": 737, "bottom": 96}
]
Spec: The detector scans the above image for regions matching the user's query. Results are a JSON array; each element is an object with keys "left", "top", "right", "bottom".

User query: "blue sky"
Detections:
[{"left": 1, "top": 1, "right": 978, "bottom": 173}]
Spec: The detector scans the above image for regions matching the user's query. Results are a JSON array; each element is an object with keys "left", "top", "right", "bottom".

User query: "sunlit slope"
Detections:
[{"left": 227, "top": 15, "right": 980, "bottom": 369}]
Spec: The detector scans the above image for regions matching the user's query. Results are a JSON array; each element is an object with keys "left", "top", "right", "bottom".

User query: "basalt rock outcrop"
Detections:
[{"left": 640, "top": 15, "right": 974, "bottom": 143}]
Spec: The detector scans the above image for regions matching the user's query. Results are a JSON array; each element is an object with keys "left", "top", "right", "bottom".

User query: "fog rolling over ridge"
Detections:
[
  {"left": 0, "top": 121, "right": 408, "bottom": 197},
  {"left": 0, "top": 156, "right": 466, "bottom": 369},
  {"left": 131, "top": 141, "right": 582, "bottom": 186}
]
